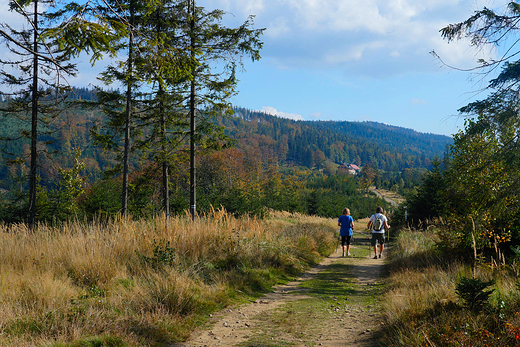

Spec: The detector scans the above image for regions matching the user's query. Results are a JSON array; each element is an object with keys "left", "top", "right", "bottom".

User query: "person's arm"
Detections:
[
  {"left": 350, "top": 221, "right": 354, "bottom": 229},
  {"left": 384, "top": 221, "right": 390, "bottom": 229},
  {"left": 338, "top": 221, "right": 341, "bottom": 227},
  {"left": 367, "top": 220, "right": 372, "bottom": 229}
]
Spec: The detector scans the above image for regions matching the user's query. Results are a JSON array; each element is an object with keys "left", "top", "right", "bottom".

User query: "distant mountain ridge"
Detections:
[
  {"left": 54, "top": 88, "right": 452, "bottom": 166},
  {"left": 0, "top": 86, "right": 450, "bottom": 192},
  {"left": 313, "top": 119, "right": 452, "bottom": 158},
  {"left": 226, "top": 107, "right": 452, "bottom": 171}
]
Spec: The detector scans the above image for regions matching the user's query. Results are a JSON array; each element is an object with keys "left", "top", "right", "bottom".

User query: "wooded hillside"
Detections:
[
  {"left": 0, "top": 88, "right": 453, "bottom": 221},
  {"left": 227, "top": 107, "right": 451, "bottom": 171},
  {"left": 0, "top": 96, "right": 452, "bottom": 192}
]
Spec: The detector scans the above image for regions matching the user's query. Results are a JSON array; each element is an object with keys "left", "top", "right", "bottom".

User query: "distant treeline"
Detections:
[
  {"left": 0, "top": 87, "right": 447, "bottom": 221},
  {"left": 227, "top": 107, "right": 451, "bottom": 171}
]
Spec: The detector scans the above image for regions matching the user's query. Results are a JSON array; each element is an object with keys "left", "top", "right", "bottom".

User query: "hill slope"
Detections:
[
  {"left": 0, "top": 95, "right": 452, "bottom": 191},
  {"left": 225, "top": 107, "right": 452, "bottom": 171}
]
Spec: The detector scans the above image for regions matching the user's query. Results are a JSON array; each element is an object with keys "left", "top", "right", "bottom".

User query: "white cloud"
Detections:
[
  {"left": 266, "top": 17, "right": 290, "bottom": 37},
  {"left": 411, "top": 98, "right": 427, "bottom": 105},
  {"left": 309, "top": 112, "right": 323, "bottom": 120},
  {"left": 260, "top": 106, "right": 304, "bottom": 121},
  {"left": 197, "top": 0, "right": 505, "bottom": 78},
  {"left": 325, "top": 41, "right": 386, "bottom": 63},
  {"left": 203, "top": 0, "right": 266, "bottom": 16},
  {"left": 285, "top": 0, "right": 390, "bottom": 33}
]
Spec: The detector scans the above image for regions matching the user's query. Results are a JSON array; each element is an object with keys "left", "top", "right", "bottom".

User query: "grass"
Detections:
[
  {"left": 382, "top": 227, "right": 520, "bottom": 347},
  {"left": 0, "top": 209, "right": 337, "bottom": 346}
]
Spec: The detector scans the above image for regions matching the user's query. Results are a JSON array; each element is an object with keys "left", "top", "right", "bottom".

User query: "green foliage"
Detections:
[
  {"left": 137, "top": 239, "right": 177, "bottom": 269},
  {"left": 0, "top": 0, "right": 121, "bottom": 226},
  {"left": 455, "top": 277, "right": 495, "bottom": 311},
  {"left": 424, "top": 0, "right": 520, "bottom": 257},
  {"left": 396, "top": 160, "right": 448, "bottom": 227},
  {"left": 402, "top": 113, "right": 520, "bottom": 253},
  {"left": 0, "top": 90, "right": 442, "bottom": 222},
  {"left": 77, "top": 178, "right": 122, "bottom": 218},
  {"left": 51, "top": 149, "right": 86, "bottom": 219}
]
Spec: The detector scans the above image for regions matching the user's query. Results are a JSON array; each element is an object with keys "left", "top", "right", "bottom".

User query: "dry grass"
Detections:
[
  {"left": 383, "top": 228, "right": 520, "bottom": 346},
  {"left": 0, "top": 209, "right": 336, "bottom": 346}
]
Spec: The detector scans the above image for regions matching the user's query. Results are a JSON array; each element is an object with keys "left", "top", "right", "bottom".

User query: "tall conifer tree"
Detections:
[{"left": 0, "top": 0, "right": 116, "bottom": 226}]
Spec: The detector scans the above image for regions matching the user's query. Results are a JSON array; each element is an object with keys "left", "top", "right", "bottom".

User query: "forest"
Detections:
[
  {"left": 0, "top": 94, "right": 448, "bottom": 222},
  {"left": 0, "top": 0, "right": 455, "bottom": 226}
]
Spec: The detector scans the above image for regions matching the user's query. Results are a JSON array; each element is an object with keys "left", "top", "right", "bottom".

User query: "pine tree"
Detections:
[
  {"left": 0, "top": 0, "right": 116, "bottom": 226},
  {"left": 179, "top": 0, "right": 264, "bottom": 219}
]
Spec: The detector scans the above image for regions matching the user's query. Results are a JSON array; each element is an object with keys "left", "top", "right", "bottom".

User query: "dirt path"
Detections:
[
  {"left": 369, "top": 187, "right": 403, "bottom": 206},
  {"left": 175, "top": 233, "right": 387, "bottom": 347}
]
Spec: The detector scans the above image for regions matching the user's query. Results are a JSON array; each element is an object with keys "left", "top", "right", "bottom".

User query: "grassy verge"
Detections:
[
  {"left": 0, "top": 210, "right": 337, "bottom": 346},
  {"left": 382, "top": 228, "right": 520, "bottom": 346}
]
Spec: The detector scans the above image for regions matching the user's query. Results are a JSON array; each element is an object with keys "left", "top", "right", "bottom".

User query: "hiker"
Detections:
[
  {"left": 367, "top": 206, "right": 389, "bottom": 259},
  {"left": 338, "top": 207, "right": 354, "bottom": 257}
]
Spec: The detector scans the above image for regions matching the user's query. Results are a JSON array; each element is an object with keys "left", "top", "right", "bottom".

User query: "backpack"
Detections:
[{"left": 373, "top": 214, "right": 384, "bottom": 231}]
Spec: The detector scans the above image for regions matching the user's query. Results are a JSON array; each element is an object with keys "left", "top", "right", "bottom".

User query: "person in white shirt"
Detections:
[{"left": 367, "top": 207, "right": 390, "bottom": 259}]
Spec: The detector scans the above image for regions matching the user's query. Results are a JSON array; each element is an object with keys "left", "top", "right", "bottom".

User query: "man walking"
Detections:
[{"left": 367, "top": 207, "right": 389, "bottom": 259}]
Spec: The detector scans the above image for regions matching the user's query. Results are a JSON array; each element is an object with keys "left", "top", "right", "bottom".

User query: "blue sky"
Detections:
[
  {"left": 196, "top": 0, "right": 506, "bottom": 136},
  {"left": 0, "top": 0, "right": 508, "bottom": 136}
]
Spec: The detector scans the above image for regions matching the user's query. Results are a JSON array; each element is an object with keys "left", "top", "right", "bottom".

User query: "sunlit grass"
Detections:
[
  {"left": 382, "top": 227, "right": 520, "bottom": 347},
  {"left": 0, "top": 209, "right": 337, "bottom": 346}
]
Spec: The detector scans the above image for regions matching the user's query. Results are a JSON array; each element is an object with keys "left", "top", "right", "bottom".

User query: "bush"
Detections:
[{"left": 455, "top": 277, "right": 495, "bottom": 311}]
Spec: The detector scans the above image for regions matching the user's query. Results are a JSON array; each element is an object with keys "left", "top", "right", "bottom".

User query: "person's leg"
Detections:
[
  {"left": 378, "top": 234, "right": 385, "bottom": 257},
  {"left": 371, "top": 234, "right": 378, "bottom": 259},
  {"left": 346, "top": 235, "right": 352, "bottom": 256}
]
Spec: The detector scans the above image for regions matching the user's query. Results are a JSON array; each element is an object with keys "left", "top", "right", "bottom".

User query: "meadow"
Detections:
[
  {"left": 0, "top": 209, "right": 337, "bottom": 346},
  {"left": 383, "top": 227, "right": 520, "bottom": 346}
]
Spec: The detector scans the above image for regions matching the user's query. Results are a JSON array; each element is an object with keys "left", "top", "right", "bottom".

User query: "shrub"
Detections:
[{"left": 455, "top": 277, "right": 495, "bottom": 311}]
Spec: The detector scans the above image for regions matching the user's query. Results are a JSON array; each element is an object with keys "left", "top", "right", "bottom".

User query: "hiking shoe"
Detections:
[
  {"left": 378, "top": 254, "right": 382, "bottom": 258},
  {"left": 347, "top": 252, "right": 351, "bottom": 256},
  {"left": 342, "top": 252, "right": 345, "bottom": 257},
  {"left": 373, "top": 255, "right": 378, "bottom": 259}
]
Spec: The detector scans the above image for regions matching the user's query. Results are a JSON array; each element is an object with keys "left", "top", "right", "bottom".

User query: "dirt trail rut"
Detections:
[{"left": 176, "top": 237, "right": 386, "bottom": 347}]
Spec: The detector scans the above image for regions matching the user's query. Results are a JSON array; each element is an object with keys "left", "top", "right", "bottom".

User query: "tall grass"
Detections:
[
  {"left": 0, "top": 209, "right": 336, "bottom": 346},
  {"left": 383, "top": 227, "right": 520, "bottom": 346}
]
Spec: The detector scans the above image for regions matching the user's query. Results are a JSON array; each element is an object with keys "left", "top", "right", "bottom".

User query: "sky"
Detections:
[
  {"left": 194, "top": 0, "right": 506, "bottom": 137},
  {"left": 0, "top": 0, "right": 510, "bottom": 136}
]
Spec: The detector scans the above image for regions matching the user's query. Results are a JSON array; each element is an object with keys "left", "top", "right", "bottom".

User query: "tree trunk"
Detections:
[
  {"left": 189, "top": 0, "right": 197, "bottom": 221},
  {"left": 28, "top": 0, "right": 39, "bottom": 228},
  {"left": 121, "top": 0, "right": 135, "bottom": 217},
  {"left": 159, "top": 86, "right": 169, "bottom": 219}
]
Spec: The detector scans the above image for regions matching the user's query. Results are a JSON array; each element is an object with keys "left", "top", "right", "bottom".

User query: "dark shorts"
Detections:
[
  {"left": 341, "top": 235, "right": 352, "bottom": 246},
  {"left": 371, "top": 233, "right": 385, "bottom": 246}
]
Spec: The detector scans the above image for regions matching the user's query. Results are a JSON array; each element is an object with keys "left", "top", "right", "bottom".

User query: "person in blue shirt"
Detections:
[{"left": 338, "top": 207, "right": 354, "bottom": 257}]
